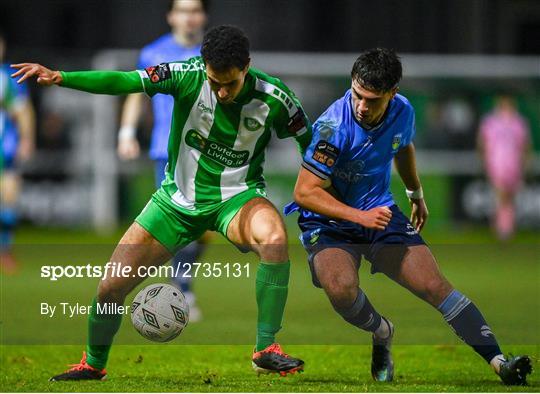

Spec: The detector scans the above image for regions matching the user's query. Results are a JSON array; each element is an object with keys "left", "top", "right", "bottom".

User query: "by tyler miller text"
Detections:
[{"left": 40, "top": 302, "right": 130, "bottom": 318}]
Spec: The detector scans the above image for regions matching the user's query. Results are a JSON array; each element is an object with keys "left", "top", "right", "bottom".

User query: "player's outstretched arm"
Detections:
[
  {"left": 294, "top": 167, "right": 392, "bottom": 231},
  {"left": 11, "top": 63, "right": 144, "bottom": 95},
  {"left": 394, "top": 143, "right": 428, "bottom": 231}
]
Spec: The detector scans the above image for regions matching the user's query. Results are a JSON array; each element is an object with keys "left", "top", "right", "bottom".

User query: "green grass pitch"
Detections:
[{"left": 1, "top": 224, "right": 539, "bottom": 392}]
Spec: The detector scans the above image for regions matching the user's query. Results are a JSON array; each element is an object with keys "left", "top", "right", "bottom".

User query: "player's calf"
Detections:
[{"left": 437, "top": 289, "right": 504, "bottom": 364}]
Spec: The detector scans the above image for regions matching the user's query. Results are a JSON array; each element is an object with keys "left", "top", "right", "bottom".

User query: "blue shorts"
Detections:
[
  {"left": 154, "top": 158, "right": 168, "bottom": 189},
  {"left": 2, "top": 126, "right": 18, "bottom": 171},
  {"left": 298, "top": 205, "right": 425, "bottom": 287}
]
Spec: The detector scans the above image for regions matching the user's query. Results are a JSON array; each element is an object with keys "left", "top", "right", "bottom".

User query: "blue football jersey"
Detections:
[
  {"left": 137, "top": 34, "right": 201, "bottom": 160},
  {"left": 288, "top": 90, "right": 415, "bottom": 217},
  {"left": 1, "top": 63, "right": 29, "bottom": 165}
]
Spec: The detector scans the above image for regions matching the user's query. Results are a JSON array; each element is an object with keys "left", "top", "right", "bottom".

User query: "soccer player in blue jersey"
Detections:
[
  {"left": 287, "top": 48, "right": 532, "bottom": 385},
  {"left": 0, "top": 32, "right": 35, "bottom": 274},
  {"left": 117, "top": 0, "right": 208, "bottom": 320}
]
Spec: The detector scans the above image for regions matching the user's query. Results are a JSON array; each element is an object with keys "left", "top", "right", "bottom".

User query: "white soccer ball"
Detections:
[{"left": 130, "top": 283, "right": 189, "bottom": 342}]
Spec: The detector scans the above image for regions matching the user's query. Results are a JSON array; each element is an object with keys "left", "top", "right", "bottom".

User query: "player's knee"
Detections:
[
  {"left": 321, "top": 276, "right": 357, "bottom": 307},
  {"left": 423, "top": 278, "right": 452, "bottom": 306},
  {"left": 266, "top": 230, "right": 287, "bottom": 245},
  {"left": 328, "top": 288, "right": 357, "bottom": 312},
  {"left": 253, "top": 223, "right": 287, "bottom": 246}
]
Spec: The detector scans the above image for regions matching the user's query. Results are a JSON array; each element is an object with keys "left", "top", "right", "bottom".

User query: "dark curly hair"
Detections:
[
  {"left": 351, "top": 48, "right": 402, "bottom": 92},
  {"left": 201, "top": 25, "right": 250, "bottom": 71}
]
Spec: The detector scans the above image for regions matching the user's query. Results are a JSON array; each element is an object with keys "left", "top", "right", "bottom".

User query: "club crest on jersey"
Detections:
[
  {"left": 145, "top": 63, "right": 171, "bottom": 84},
  {"left": 318, "top": 120, "right": 337, "bottom": 139},
  {"left": 392, "top": 134, "right": 402, "bottom": 150},
  {"left": 244, "top": 117, "right": 262, "bottom": 131},
  {"left": 312, "top": 140, "right": 339, "bottom": 167}
]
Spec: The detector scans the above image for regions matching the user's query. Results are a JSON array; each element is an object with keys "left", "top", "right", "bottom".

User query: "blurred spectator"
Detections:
[
  {"left": 0, "top": 32, "right": 36, "bottom": 273},
  {"left": 477, "top": 95, "right": 532, "bottom": 240}
]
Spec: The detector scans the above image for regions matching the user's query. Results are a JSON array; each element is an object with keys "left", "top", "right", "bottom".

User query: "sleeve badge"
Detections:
[{"left": 145, "top": 63, "right": 171, "bottom": 84}]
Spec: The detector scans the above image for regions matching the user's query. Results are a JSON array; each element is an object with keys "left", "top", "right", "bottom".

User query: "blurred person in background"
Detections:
[
  {"left": 477, "top": 94, "right": 532, "bottom": 241},
  {"left": 0, "top": 31, "right": 36, "bottom": 274},
  {"left": 117, "top": 0, "right": 208, "bottom": 320}
]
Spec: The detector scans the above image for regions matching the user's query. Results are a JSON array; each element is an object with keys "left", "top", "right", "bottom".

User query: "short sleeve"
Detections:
[
  {"left": 301, "top": 118, "right": 348, "bottom": 180},
  {"left": 400, "top": 108, "right": 416, "bottom": 148}
]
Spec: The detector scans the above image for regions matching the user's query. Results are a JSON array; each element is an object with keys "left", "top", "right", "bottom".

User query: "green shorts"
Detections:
[{"left": 135, "top": 187, "right": 267, "bottom": 253}]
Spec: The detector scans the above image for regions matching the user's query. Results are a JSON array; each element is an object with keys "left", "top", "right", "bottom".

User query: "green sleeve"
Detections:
[
  {"left": 60, "top": 70, "right": 143, "bottom": 95},
  {"left": 271, "top": 79, "right": 312, "bottom": 155}
]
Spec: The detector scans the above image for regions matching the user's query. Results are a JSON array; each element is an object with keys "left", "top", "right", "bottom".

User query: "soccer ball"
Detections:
[{"left": 131, "top": 283, "right": 189, "bottom": 342}]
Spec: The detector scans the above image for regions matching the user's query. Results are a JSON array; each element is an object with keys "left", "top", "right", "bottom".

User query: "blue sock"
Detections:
[
  {"left": 0, "top": 208, "right": 17, "bottom": 251},
  {"left": 171, "top": 242, "right": 203, "bottom": 293},
  {"left": 0, "top": 229, "right": 13, "bottom": 251},
  {"left": 172, "top": 255, "right": 193, "bottom": 293},
  {"left": 438, "top": 289, "right": 502, "bottom": 363},
  {"left": 334, "top": 289, "right": 382, "bottom": 332}
]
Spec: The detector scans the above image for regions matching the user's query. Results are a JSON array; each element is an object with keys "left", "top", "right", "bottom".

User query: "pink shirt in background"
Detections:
[{"left": 479, "top": 110, "right": 530, "bottom": 191}]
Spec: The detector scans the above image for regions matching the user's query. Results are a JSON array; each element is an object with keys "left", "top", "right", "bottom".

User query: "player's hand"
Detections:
[
  {"left": 356, "top": 206, "right": 392, "bottom": 231},
  {"left": 410, "top": 198, "right": 428, "bottom": 232},
  {"left": 117, "top": 137, "right": 140, "bottom": 160},
  {"left": 11, "top": 63, "right": 62, "bottom": 86}
]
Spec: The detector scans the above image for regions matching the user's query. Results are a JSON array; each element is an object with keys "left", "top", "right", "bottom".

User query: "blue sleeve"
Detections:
[
  {"left": 301, "top": 118, "right": 348, "bottom": 180},
  {"left": 400, "top": 108, "right": 416, "bottom": 148}
]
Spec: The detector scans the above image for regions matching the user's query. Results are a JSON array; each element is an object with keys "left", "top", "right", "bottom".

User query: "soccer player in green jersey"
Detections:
[{"left": 13, "top": 25, "right": 309, "bottom": 380}]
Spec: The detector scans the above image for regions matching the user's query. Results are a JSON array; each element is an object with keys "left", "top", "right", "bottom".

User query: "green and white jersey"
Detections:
[{"left": 136, "top": 56, "right": 311, "bottom": 210}]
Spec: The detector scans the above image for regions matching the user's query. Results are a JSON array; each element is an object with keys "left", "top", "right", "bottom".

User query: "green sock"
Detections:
[
  {"left": 86, "top": 297, "right": 123, "bottom": 369},
  {"left": 255, "top": 260, "right": 290, "bottom": 351}
]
